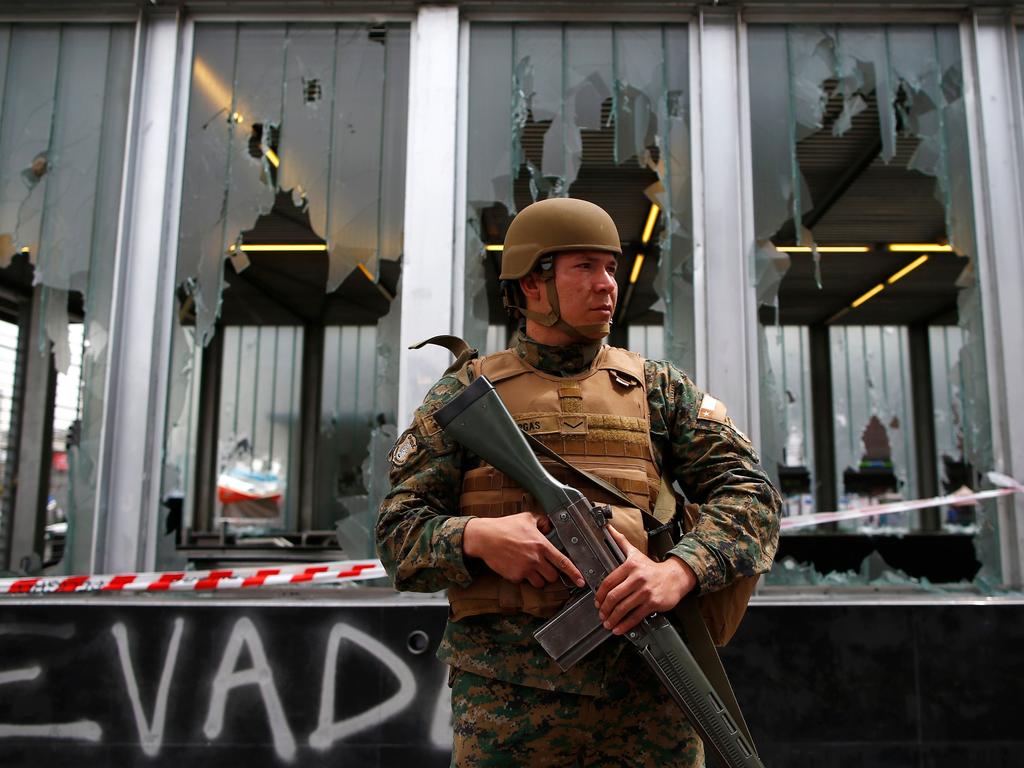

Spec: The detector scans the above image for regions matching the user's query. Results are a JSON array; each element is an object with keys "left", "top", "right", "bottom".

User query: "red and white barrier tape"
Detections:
[
  {"left": 0, "top": 559, "right": 386, "bottom": 596},
  {"left": 781, "top": 471, "right": 1024, "bottom": 530},
  {"left": 4, "top": 475, "right": 1021, "bottom": 595}
]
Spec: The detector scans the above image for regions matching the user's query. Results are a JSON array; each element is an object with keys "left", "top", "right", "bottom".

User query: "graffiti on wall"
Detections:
[{"left": 0, "top": 601, "right": 452, "bottom": 766}]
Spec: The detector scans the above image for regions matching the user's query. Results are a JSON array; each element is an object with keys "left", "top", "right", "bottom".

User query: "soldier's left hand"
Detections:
[{"left": 594, "top": 526, "right": 697, "bottom": 636}]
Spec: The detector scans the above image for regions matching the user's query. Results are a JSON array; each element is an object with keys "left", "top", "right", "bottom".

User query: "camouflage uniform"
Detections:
[{"left": 377, "top": 331, "right": 781, "bottom": 767}]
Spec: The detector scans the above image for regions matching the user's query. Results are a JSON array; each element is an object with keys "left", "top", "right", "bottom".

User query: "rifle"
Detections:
[{"left": 435, "top": 375, "right": 765, "bottom": 768}]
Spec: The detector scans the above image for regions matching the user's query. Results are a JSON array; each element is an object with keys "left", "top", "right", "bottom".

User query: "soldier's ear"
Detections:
[{"left": 519, "top": 273, "right": 543, "bottom": 303}]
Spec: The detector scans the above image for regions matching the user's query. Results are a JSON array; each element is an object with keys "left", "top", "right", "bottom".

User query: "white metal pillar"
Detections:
[
  {"left": 962, "top": 15, "right": 1024, "bottom": 587},
  {"left": 692, "top": 10, "right": 761, "bottom": 443},
  {"left": 397, "top": 5, "right": 461, "bottom": 429},
  {"left": 93, "top": 13, "right": 186, "bottom": 573}
]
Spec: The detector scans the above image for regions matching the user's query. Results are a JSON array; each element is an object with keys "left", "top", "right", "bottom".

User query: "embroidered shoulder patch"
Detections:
[
  {"left": 697, "top": 393, "right": 729, "bottom": 425},
  {"left": 389, "top": 433, "right": 418, "bottom": 467}
]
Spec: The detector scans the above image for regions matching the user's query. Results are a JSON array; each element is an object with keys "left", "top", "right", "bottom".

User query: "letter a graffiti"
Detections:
[{"left": 203, "top": 617, "right": 296, "bottom": 761}]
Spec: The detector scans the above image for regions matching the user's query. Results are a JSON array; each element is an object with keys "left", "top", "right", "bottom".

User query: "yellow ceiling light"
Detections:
[
  {"left": 641, "top": 204, "right": 660, "bottom": 245},
  {"left": 231, "top": 111, "right": 244, "bottom": 124},
  {"left": 264, "top": 148, "right": 280, "bottom": 168},
  {"left": 851, "top": 283, "right": 886, "bottom": 308},
  {"left": 887, "top": 254, "right": 929, "bottom": 284},
  {"left": 229, "top": 243, "right": 327, "bottom": 252},
  {"left": 774, "top": 245, "right": 871, "bottom": 253},
  {"left": 629, "top": 253, "right": 645, "bottom": 284},
  {"left": 484, "top": 244, "right": 504, "bottom": 252},
  {"left": 887, "top": 243, "right": 952, "bottom": 252},
  {"left": 19, "top": 247, "right": 29, "bottom": 255}
]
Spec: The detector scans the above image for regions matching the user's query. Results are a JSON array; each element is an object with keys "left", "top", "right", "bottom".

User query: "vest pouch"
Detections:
[
  {"left": 606, "top": 505, "right": 648, "bottom": 555},
  {"left": 448, "top": 572, "right": 570, "bottom": 621},
  {"left": 450, "top": 466, "right": 652, "bottom": 620},
  {"left": 679, "top": 501, "right": 758, "bottom": 647}
]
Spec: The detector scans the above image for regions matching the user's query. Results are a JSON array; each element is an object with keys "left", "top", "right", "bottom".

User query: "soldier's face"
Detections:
[
  {"left": 519, "top": 250, "right": 618, "bottom": 343},
  {"left": 551, "top": 250, "right": 618, "bottom": 333}
]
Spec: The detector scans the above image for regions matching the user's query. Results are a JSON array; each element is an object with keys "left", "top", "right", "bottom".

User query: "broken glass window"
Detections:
[
  {"left": 748, "top": 24, "right": 996, "bottom": 588},
  {"left": 0, "top": 24, "right": 134, "bottom": 572},
  {"left": 162, "top": 23, "right": 408, "bottom": 565},
  {"left": 762, "top": 324, "right": 815, "bottom": 518},
  {"left": 463, "top": 23, "right": 693, "bottom": 374}
]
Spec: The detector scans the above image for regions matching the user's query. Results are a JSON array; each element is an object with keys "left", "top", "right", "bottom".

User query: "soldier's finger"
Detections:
[
  {"left": 595, "top": 562, "right": 629, "bottom": 605},
  {"left": 603, "top": 584, "right": 645, "bottom": 628},
  {"left": 611, "top": 604, "right": 649, "bottom": 636},
  {"left": 526, "top": 572, "right": 546, "bottom": 589},
  {"left": 546, "top": 544, "right": 585, "bottom": 587},
  {"left": 536, "top": 558, "right": 559, "bottom": 583},
  {"left": 606, "top": 524, "right": 634, "bottom": 558}
]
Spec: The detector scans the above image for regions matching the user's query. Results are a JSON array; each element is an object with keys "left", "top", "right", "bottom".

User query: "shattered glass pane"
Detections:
[
  {"left": 830, "top": 326, "right": 917, "bottom": 528},
  {"left": 0, "top": 23, "right": 133, "bottom": 572},
  {"left": 320, "top": 325, "right": 378, "bottom": 554},
  {"left": 0, "top": 320, "right": 19, "bottom": 559},
  {"left": 761, "top": 324, "right": 815, "bottom": 519},
  {"left": 464, "top": 23, "right": 693, "bottom": 376},
  {"left": 747, "top": 24, "right": 995, "bottom": 587},
  {"left": 161, "top": 23, "right": 408, "bottom": 565},
  {"left": 0, "top": 26, "right": 60, "bottom": 264},
  {"left": 748, "top": 27, "right": 802, "bottom": 240},
  {"left": 834, "top": 28, "right": 898, "bottom": 162},
  {"left": 216, "top": 327, "right": 302, "bottom": 531}
]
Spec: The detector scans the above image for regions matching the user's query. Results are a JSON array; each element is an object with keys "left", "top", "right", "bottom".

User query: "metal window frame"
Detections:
[
  {"left": 959, "top": 13, "right": 1024, "bottom": 588},
  {"left": 396, "top": 6, "right": 461, "bottom": 428},
  {"left": 95, "top": 10, "right": 189, "bottom": 573},
  {"left": 68, "top": 2, "right": 1024, "bottom": 585}
]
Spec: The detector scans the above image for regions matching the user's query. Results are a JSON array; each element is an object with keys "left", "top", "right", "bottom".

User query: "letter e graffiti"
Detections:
[
  {"left": 203, "top": 617, "right": 296, "bottom": 761},
  {"left": 0, "top": 623, "right": 102, "bottom": 741},
  {"left": 111, "top": 617, "right": 184, "bottom": 756}
]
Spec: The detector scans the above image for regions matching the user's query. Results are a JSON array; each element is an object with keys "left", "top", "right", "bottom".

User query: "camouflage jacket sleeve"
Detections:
[
  {"left": 646, "top": 360, "right": 781, "bottom": 593},
  {"left": 375, "top": 373, "right": 477, "bottom": 593}
]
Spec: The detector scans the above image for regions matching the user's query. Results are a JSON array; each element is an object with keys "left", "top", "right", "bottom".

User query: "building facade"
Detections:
[{"left": 0, "top": 0, "right": 1023, "bottom": 764}]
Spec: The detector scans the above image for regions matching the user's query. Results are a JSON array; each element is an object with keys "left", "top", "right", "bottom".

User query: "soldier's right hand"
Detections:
[{"left": 463, "top": 512, "right": 585, "bottom": 589}]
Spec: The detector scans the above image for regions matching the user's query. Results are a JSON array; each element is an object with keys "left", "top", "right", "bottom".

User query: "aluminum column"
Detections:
[
  {"left": 692, "top": 11, "right": 761, "bottom": 444},
  {"left": 397, "top": 5, "right": 461, "bottom": 430},
  {"left": 962, "top": 15, "right": 1024, "bottom": 587}
]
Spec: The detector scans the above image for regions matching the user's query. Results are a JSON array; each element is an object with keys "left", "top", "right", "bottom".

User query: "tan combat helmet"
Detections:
[{"left": 500, "top": 197, "right": 622, "bottom": 341}]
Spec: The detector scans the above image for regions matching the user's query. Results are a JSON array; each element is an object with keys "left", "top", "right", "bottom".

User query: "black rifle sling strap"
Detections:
[{"left": 521, "top": 429, "right": 757, "bottom": 752}]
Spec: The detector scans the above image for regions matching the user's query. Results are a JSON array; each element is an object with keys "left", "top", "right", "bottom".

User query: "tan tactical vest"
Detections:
[{"left": 448, "top": 345, "right": 661, "bottom": 621}]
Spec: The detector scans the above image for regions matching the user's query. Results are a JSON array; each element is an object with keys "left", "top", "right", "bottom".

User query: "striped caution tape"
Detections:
[
  {"left": 0, "top": 559, "right": 387, "bottom": 595},
  {"left": 780, "top": 471, "right": 1024, "bottom": 530},
  {"left": 4, "top": 475, "right": 1021, "bottom": 594}
]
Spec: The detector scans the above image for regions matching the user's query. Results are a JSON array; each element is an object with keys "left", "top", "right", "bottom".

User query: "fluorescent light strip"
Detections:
[
  {"left": 357, "top": 263, "right": 375, "bottom": 282},
  {"left": 641, "top": 204, "right": 659, "bottom": 245},
  {"left": 887, "top": 254, "right": 929, "bottom": 284},
  {"left": 229, "top": 244, "right": 327, "bottom": 252},
  {"left": 851, "top": 283, "right": 885, "bottom": 308},
  {"left": 887, "top": 243, "right": 952, "bottom": 252},
  {"left": 629, "top": 254, "right": 645, "bottom": 284},
  {"left": 484, "top": 244, "right": 504, "bottom": 252},
  {"left": 775, "top": 245, "right": 871, "bottom": 253},
  {"left": 265, "top": 148, "right": 280, "bottom": 168}
]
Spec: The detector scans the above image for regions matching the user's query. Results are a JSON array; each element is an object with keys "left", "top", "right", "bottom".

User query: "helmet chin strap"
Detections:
[{"left": 515, "top": 275, "right": 610, "bottom": 342}]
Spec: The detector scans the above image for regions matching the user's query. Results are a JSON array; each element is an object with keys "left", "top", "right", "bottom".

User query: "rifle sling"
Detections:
[{"left": 521, "top": 429, "right": 758, "bottom": 753}]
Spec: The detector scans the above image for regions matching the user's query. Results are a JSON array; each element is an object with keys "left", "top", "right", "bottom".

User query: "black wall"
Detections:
[{"left": 0, "top": 594, "right": 1019, "bottom": 767}]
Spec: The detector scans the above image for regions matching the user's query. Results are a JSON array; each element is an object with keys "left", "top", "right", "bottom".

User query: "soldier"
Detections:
[{"left": 377, "top": 197, "right": 781, "bottom": 767}]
